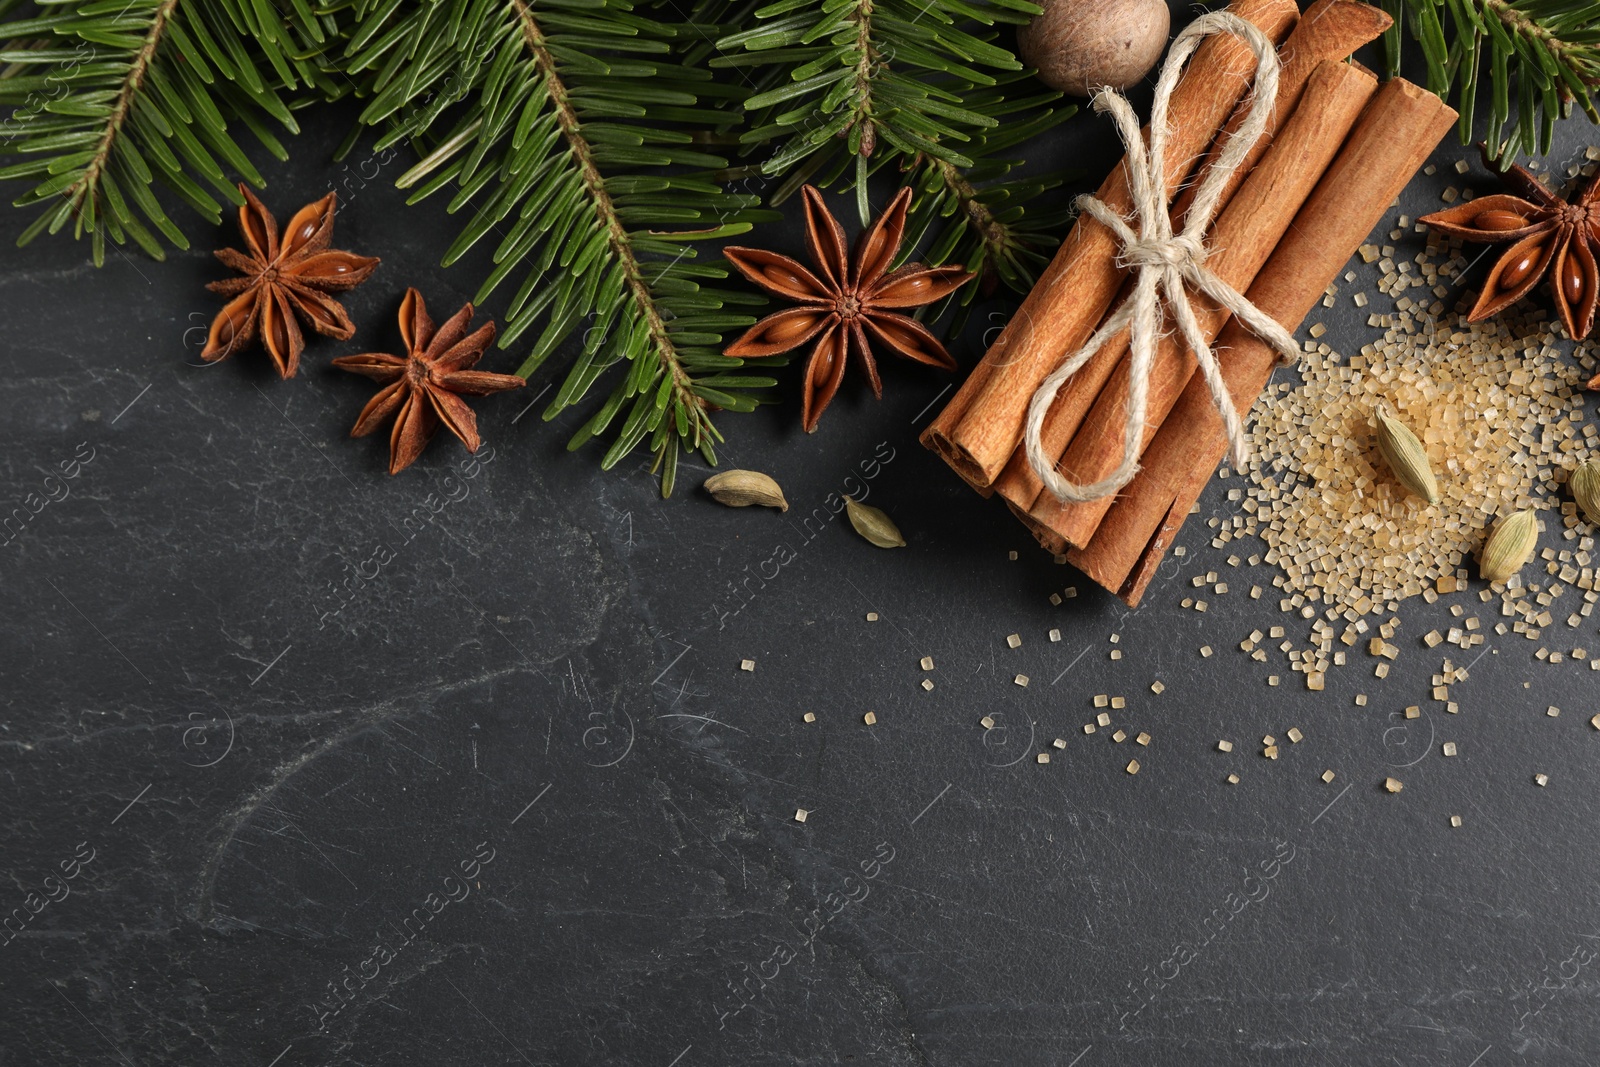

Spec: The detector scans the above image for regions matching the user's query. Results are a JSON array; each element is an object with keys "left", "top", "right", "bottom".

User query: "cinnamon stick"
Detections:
[
  {"left": 917, "top": 0, "right": 1300, "bottom": 490},
  {"left": 1169, "top": 0, "right": 1392, "bottom": 229},
  {"left": 1067, "top": 78, "right": 1458, "bottom": 605},
  {"left": 989, "top": 0, "right": 1393, "bottom": 510},
  {"left": 1024, "top": 59, "right": 1378, "bottom": 547}
]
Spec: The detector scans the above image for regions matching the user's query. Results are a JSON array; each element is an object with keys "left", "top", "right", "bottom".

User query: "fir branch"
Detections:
[
  {"left": 507, "top": 0, "right": 702, "bottom": 479},
  {"left": 339, "top": 0, "right": 779, "bottom": 495},
  {"left": 902, "top": 149, "right": 1075, "bottom": 329},
  {"left": 713, "top": 0, "right": 1074, "bottom": 324},
  {"left": 0, "top": 0, "right": 329, "bottom": 263},
  {"left": 1383, "top": 0, "right": 1600, "bottom": 159},
  {"left": 714, "top": 0, "right": 1047, "bottom": 208}
]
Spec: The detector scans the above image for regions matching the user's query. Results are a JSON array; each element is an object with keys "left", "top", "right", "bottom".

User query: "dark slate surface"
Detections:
[{"left": 6, "top": 34, "right": 1600, "bottom": 1067}]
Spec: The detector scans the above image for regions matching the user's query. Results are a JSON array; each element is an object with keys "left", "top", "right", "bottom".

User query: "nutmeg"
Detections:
[{"left": 1016, "top": 0, "right": 1170, "bottom": 96}]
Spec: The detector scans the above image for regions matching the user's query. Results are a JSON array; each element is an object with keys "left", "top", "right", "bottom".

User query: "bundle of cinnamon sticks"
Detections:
[{"left": 921, "top": 0, "right": 1458, "bottom": 605}]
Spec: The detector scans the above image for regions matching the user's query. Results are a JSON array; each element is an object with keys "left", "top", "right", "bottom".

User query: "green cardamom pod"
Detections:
[
  {"left": 703, "top": 470, "right": 788, "bottom": 511},
  {"left": 1571, "top": 459, "right": 1600, "bottom": 526},
  {"left": 844, "top": 495, "right": 905, "bottom": 548},
  {"left": 1374, "top": 406, "right": 1440, "bottom": 504},
  {"left": 1480, "top": 509, "right": 1538, "bottom": 583}
]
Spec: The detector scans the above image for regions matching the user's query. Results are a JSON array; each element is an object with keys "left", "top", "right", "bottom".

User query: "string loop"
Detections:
[{"left": 1023, "top": 11, "right": 1301, "bottom": 505}]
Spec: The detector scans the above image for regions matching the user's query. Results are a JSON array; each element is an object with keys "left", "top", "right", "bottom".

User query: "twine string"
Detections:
[{"left": 1023, "top": 11, "right": 1302, "bottom": 505}]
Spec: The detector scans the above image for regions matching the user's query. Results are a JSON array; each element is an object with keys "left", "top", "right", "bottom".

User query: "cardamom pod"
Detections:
[
  {"left": 1480, "top": 508, "right": 1538, "bottom": 583},
  {"left": 1374, "top": 406, "right": 1440, "bottom": 504},
  {"left": 1571, "top": 459, "right": 1600, "bottom": 525},
  {"left": 844, "top": 495, "right": 905, "bottom": 548},
  {"left": 703, "top": 470, "right": 788, "bottom": 511}
]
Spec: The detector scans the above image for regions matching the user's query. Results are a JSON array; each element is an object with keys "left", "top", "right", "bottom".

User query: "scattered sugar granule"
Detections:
[
  {"left": 921, "top": 679, "right": 934, "bottom": 691},
  {"left": 1264, "top": 745, "right": 1280, "bottom": 760},
  {"left": 1036, "top": 753, "right": 1051, "bottom": 764},
  {"left": 1006, "top": 633, "right": 1022, "bottom": 649},
  {"left": 740, "top": 659, "right": 756, "bottom": 671},
  {"left": 1535, "top": 773, "right": 1550, "bottom": 787},
  {"left": 866, "top": 612, "right": 878, "bottom": 622},
  {"left": 1384, "top": 777, "right": 1404, "bottom": 794},
  {"left": 863, "top": 711, "right": 877, "bottom": 725},
  {"left": 1126, "top": 760, "right": 1140, "bottom": 775},
  {"left": 1321, "top": 770, "right": 1336, "bottom": 783},
  {"left": 1244, "top": 301, "right": 1588, "bottom": 619},
  {"left": 1548, "top": 705, "right": 1561, "bottom": 718},
  {"left": 803, "top": 712, "right": 817, "bottom": 723},
  {"left": 1200, "top": 645, "right": 1214, "bottom": 658},
  {"left": 1136, "top": 732, "right": 1151, "bottom": 746},
  {"left": 1151, "top": 680, "right": 1165, "bottom": 694},
  {"left": 1049, "top": 628, "right": 1061, "bottom": 642},
  {"left": 1287, "top": 727, "right": 1304, "bottom": 743},
  {"left": 1052, "top": 738, "right": 1067, "bottom": 750},
  {"left": 1110, "top": 696, "right": 1127, "bottom": 710},
  {"left": 1218, "top": 740, "right": 1234, "bottom": 752},
  {"left": 1014, "top": 674, "right": 1029, "bottom": 687},
  {"left": 1404, "top": 706, "right": 1420, "bottom": 720},
  {"left": 1094, "top": 694, "right": 1109, "bottom": 708},
  {"left": 1112, "top": 729, "right": 1128, "bottom": 743},
  {"left": 920, "top": 656, "right": 935, "bottom": 671},
  {"left": 1097, "top": 712, "right": 1111, "bottom": 727},
  {"left": 1110, "top": 649, "right": 1122, "bottom": 660},
  {"left": 1227, "top": 773, "right": 1241, "bottom": 785},
  {"left": 795, "top": 809, "right": 808, "bottom": 823},
  {"left": 1442, "top": 741, "right": 1458, "bottom": 756},
  {"left": 1083, "top": 723, "right": 1097, "bottom": 735}
]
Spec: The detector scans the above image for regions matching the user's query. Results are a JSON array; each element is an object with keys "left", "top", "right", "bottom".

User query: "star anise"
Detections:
[
  {"left": 722, "top": 185, "right": 972, "bottom": 432},
  {"left": 1421, "top": 146, "right": 1600, "bottom": 340},
  {"left": 333, "top": 288, "right": 525, "bottom": 475},
  {"left": 203, "top": 183, "right": 380, "bottom": 378}
]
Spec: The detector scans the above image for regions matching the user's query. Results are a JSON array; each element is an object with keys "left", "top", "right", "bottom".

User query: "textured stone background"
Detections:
[{"left": 4, "top": 23, "right": 1600, "bottom": 1067}]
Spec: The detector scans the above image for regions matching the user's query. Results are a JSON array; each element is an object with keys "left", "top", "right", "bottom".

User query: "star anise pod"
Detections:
[
  {"left": 203, "top": 183, "right": 380, "bottom": 378},
  {"left": 722, "top": 185, "right": 972, "bottom": 432},
  {"left": 333, "top": 288, "right": 525, "bottom": 475},
  {"left": 1421, "top": 145, "right": 1600, "bottom": 340}
]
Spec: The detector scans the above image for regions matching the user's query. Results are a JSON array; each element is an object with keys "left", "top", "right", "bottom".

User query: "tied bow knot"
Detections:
[
  {"left": 1121, "top": 231, "right": 1207, "bottom": 272},
  {"left": 1023, "top": 11, "right": 1302, "bottom": 506}
]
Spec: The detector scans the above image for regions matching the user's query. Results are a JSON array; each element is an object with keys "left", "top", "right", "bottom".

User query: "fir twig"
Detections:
[
  {"left": 714, "top": 0, "right": 1075, "bottom": 322},
  {"left": 337, "top": 0, "right": 780, "bottom": 496},
  {"left": 0, "top": 0, "right": 330, "bottom": 263},
  {"left": 1383, "top": 0, "right": 1600, "bottom": 159}
]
